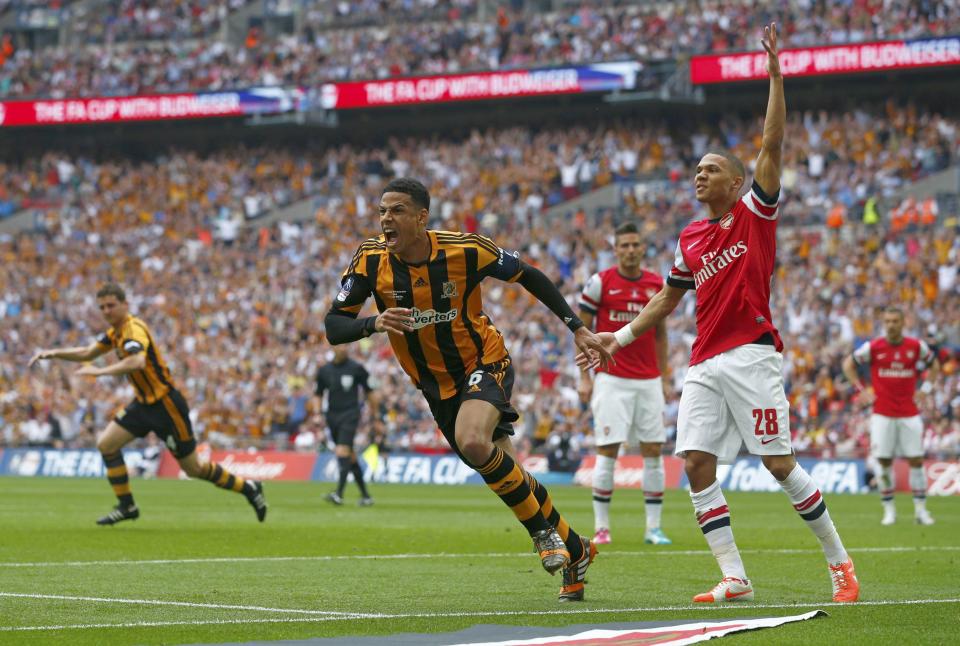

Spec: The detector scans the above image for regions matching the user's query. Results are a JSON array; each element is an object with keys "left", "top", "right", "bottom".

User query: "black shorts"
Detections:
[
  {"left": 114, "top": 388, "right": 197, "bottom": 458},
  {"left": 425, "top": 357, "right": 518, "bottom": 461},
  {"left": 327, "top": 410, "right": 360, "bottom": 447}
]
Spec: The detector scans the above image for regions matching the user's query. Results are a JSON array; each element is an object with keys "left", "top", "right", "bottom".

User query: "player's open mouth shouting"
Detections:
[{"left": 382, "top": 226, "right": 399, "bottom": 248}]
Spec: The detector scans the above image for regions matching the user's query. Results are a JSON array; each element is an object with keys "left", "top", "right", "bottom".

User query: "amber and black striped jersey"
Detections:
[
  {"left": 330, "top": 230, "right": 524, "bottom": 401},
  {"left": 96, "top": 315, "right": 177, "bottom": 404}
]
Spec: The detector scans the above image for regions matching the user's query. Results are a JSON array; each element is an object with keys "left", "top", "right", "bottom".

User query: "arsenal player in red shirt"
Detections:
[
  {"left": 843, "top": 306, "right": 939, "bottom": 526},
  {"left": 578, "top": 222, "right": 672, "bottom": 547},
  {"left": 578, "top": 23, "right": 858, "bottom": 604}
]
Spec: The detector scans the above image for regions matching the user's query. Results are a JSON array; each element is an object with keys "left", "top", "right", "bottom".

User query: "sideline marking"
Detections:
[
  {"left": 1, "top": 545, "right": 957, "bottom": 568},
  {"left": 0, "top": 592, "right": 360, "bottom": 617}
]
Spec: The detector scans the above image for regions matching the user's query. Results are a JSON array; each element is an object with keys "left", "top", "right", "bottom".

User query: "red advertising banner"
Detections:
[
  {"left": 0, "top": 87, "right": 303, "bottom": 128},
  {"left": 318, "top": 62, "right": 641, "bottom": 110},
  {"left": 573, "top": 455, "right": 685, "bottom": 489},
  {"left": 157, "top": 446, "right": 316, "bottom": 481},
  {"left": 0, "top": 94, "right": 241, "bottom": 127},
  {"left": 690, "top": 36, "right": 960, "bottom": 84}
]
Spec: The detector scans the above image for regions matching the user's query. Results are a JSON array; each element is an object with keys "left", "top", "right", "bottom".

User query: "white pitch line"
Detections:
[
  {"left": 0, "top": 545, "right": 957, "bottom": 568},
  {"left": 0, "top": 598, "right": 957, "bottom": 632},
  {"left": 0, "top": 593, "right": 361, "bottom": 617}
]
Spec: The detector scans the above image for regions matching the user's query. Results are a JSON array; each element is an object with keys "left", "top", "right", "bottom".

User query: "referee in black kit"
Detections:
[{"left": 315, "top": 345, "right": 378, "bottom": 506}]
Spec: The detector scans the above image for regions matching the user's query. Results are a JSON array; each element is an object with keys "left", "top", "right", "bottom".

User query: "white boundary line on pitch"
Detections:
[
  {"left": 0, "top": 593, "right": 361, "bottom": 617},
  {"left": 0, "top": 598, "right": 957, "bottom": 632},
  {"left": 1, "top": 545, "right": 958, "bottom": 568}
]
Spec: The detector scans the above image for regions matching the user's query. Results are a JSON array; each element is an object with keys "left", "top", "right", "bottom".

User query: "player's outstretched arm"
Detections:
[
  {"left": 76, "top": 352, "right": 146, "bottom": 378},
  {"left": 754, "top": 22, "right": 785, "bottom": 197},
  {"left": 28, "top": 341, "right": 108, "bottom": 367},
  {"left": 576, "top": 285, "right": 685, "bottom": 369},
  {"left": 515, "top": 262, "right": 612, "bottom": 368}
]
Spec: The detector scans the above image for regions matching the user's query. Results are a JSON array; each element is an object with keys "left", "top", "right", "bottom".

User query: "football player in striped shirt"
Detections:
[{"left": 30, "top": 283, "right": 267, "bottom": 525}]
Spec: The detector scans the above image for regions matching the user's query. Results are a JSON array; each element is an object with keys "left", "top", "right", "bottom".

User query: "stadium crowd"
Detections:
[
  {"left": 1, "top": 103, "right": 958, "bottom": 461},
  {"left": 1, "top": 0, "right": 957, "bottom": 98}
]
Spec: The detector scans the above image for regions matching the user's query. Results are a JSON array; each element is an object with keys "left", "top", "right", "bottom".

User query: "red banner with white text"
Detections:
[
  {"left": 317, "top": 62, "right": 642, "bottom": 110},
  {"left": 690, "top": 36, "right": 960, "bottom": 84},
  {"left": 0, "top": 87, "right": 304, "bottom": 128}
]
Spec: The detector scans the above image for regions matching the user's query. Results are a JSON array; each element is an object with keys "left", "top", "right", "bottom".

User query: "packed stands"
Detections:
[
  {"left": 2, "top": 101, "right": 958, "bottom": 458},
  {"left": 69, "top": 0, "right": 248, "bottom": 43}
]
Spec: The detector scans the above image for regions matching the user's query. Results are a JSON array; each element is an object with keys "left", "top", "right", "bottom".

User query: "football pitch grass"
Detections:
[{"left": 0, "top": 476, "right": 957, "bottom": 645}]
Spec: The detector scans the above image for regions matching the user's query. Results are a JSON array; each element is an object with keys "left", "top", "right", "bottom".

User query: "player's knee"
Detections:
[
  {"left": 762, "top": 454, "right": 796, "bottom": 481},
  {"left": 457, "top": 432, "right": 491, "bottom": 467},
  {"left": 683, "top": 452, "right": 711, "bottom": 474},
  {"left": 641, "top": 443, "right": 663, "bottom": 459},
  {"left": 180, "top": 461, "right": 205, "bottom": 478},
  {"left": 96, "top": 435, "right": 118, "bottom": 455},
  {"left": 596, "top": 443, "right": 619, "bottom": 459}
]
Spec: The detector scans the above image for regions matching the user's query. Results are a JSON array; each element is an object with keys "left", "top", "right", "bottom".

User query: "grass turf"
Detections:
[{"left": 0, "top": 475, "right": 956, "bottom": 645}]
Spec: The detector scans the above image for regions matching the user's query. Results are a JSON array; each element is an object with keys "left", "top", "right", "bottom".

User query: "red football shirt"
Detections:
[
  {"left": 853, "top": 336, "right": 934, "bottom": 417},
  {"left": 667, "top": 181, "right": 784, "bottom": 366},
  {"left": 579, "top": 266, "right": 663, "bottom": 379}
]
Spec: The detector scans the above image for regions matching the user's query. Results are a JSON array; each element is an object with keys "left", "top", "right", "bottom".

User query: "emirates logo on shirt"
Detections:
[{"left": 694, "top": 241, "right": 748, "bottom": 288}]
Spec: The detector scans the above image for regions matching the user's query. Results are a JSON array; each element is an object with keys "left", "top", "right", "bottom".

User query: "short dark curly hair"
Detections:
[{"left": 382, "top": 177, "right": 430, "bottom": 211}]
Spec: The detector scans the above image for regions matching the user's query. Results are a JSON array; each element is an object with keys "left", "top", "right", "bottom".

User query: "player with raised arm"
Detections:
[
  {"left": 577, "top": 23, "right": 858, "bottom": 604},
  {"left": 29, "top": 283, "right": 267, "bottom": 525},
  {"left": 842, "top": 306, "right": 939, "bottom": 526},
  {"left": 326, "top": 177, "right": 611, "bottom": 602},
  {"left": 578, "top": 221, "right": 672, "bottom": 546}
]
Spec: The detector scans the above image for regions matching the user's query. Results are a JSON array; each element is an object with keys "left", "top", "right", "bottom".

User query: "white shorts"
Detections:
[
  {"left": 590, "top": 372, "right": 665, "bottom": 447},
  {"left": 676, "top": 344, "right": 792, "bottom": 464},
  {"left": 870, "top": 414, "right": 923, "bottom": 459}
]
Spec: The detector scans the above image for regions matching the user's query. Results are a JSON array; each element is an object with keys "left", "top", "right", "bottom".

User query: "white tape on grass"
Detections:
[
  {"left": 0, "top": 595, "right": 958, "bottom": 632},
  {"left": 1, "top": 545, "right": 958, "bottom": 568}
]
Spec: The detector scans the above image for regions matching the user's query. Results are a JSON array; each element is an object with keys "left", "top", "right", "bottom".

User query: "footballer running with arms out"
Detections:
[
  {"left": 29, "top": 283, "right": 267, "bottom": 525},
  {"left": 842, "top": 306, "right": 939, "bottom": 526},
  {"left": 578, "top": 23, "right": 859, "bottom": 604},
  {"left": 325, "top": 177, "right": 612, "bottom": 602},
  {"left": 578, "top": 221, "right": 673, "bottom": 546}
]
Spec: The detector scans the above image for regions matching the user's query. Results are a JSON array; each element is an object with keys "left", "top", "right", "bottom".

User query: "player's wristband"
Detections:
[
  {"left": 362, "top": 316, "right": 379, "bottom": 337},
  {"left": 614, "top": 324, "right": 637, "bottom": 347},
  {"left": 568, "top": 319, "right": 585, "bottom": 334}
]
